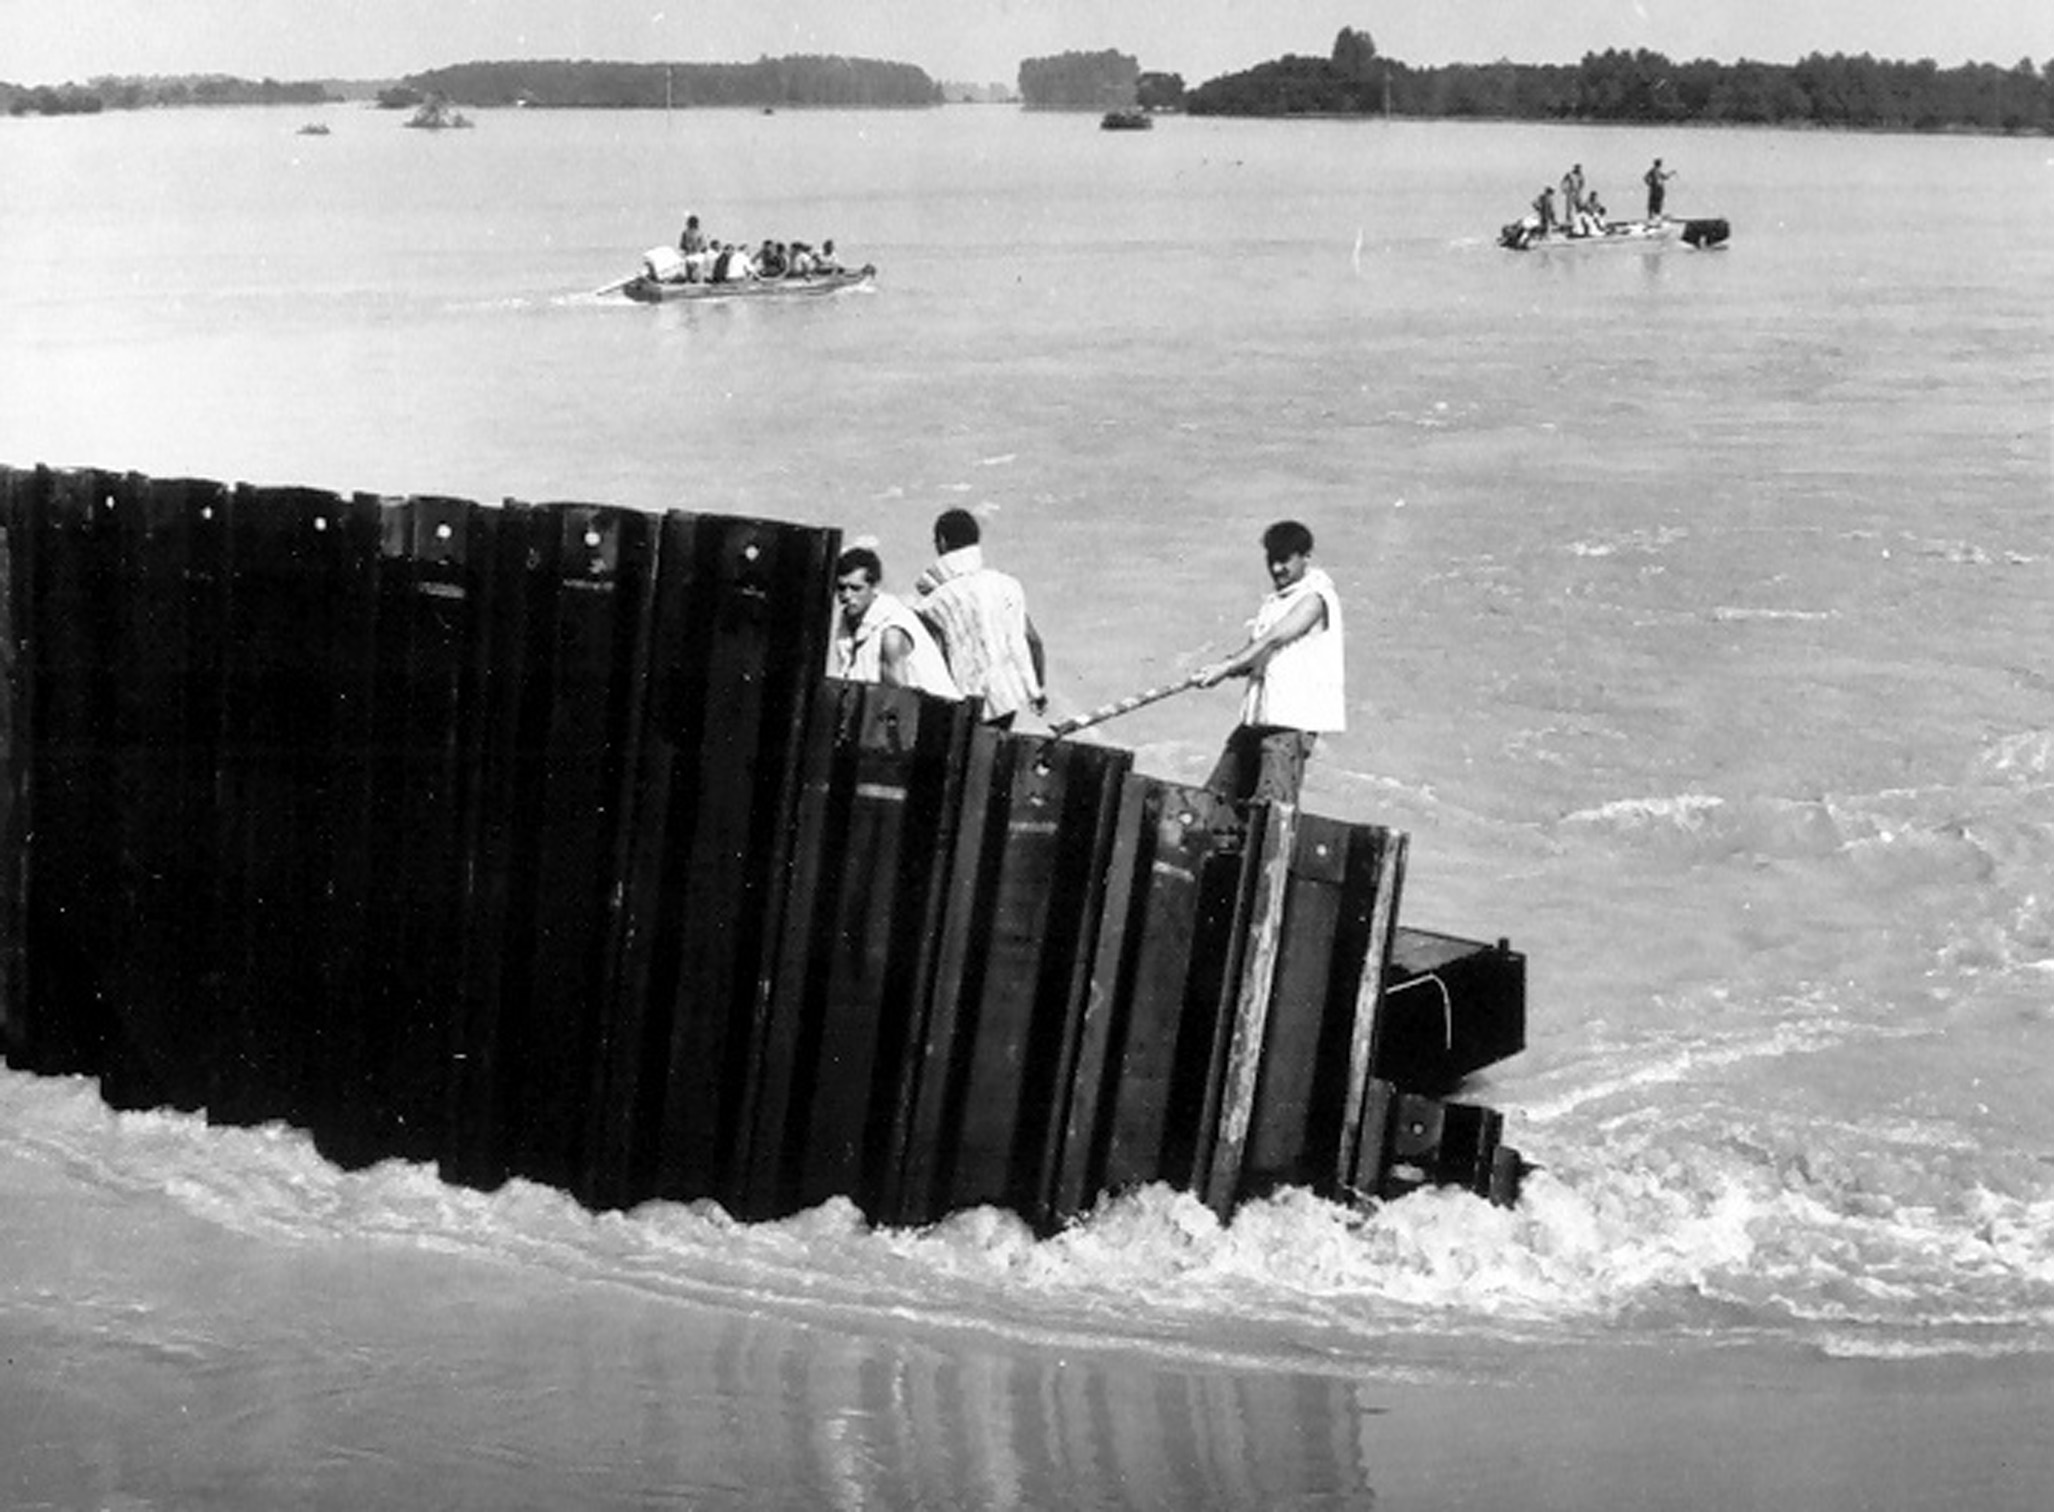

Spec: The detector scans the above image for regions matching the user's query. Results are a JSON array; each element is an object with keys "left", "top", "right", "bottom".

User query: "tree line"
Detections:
[
  {"left": 1, "top": 57, "right": 938, "bottom": 118},
  {"left": 10, "top": 37, "right": 2048, "bottom": 132},
  {"left": 1017, "top": 50, "right": 1141, "bottom": 108},
  {"left": 3, "top": 75, "right": 334, "bottom": 115},
  {"left": 1182, "top": 31, "right": 2053, "bottom": 134},
  {"left": 406, "top": 57, "right": 941, "bottom": 109}
]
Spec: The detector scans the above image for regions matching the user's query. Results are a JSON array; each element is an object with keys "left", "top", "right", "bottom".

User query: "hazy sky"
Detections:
[{"left": 5, "top": 1, "right": 2051, "bottom": 87}]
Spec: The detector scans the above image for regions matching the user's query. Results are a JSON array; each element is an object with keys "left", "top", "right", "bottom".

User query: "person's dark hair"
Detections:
[
  {"left": 835, "top": 546, "right": 882, "bottom": 583},
  {"left": 1261, "top": 520, "right": 1314, "bottom": 559},
  {"left": 934, "top": 508, "right": 981, "bottom": 552}
]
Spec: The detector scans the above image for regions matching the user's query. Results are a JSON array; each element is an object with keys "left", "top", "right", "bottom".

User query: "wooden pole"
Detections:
[{"left": 1048, "top": 671, "right": 1202, "bottom": 739}]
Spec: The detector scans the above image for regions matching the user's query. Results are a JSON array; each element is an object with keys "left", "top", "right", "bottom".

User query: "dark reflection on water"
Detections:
[
  {"left": 700, "top": 1315, "right": 1379, "bottom": 1510},
  {"left": 0, "top": 1123, "right": 1383, "bottom": 1511}
]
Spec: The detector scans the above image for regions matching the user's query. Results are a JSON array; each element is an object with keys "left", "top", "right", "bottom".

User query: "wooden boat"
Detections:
[
  {"left": 620, "top": 264, "right": 876, "bottom": 303},
  {"left": 1500, "top": 214, "right": 1729, "bottom": 251},
  {"left": 295, "top": 122, "right": 331, "bottom": 137},
  {"left": 1100, "top": 108, "right": 1152, "bottom": 130}
]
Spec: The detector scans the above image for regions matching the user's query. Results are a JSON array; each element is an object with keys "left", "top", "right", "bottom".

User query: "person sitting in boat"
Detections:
[
  {"left": 641, "top": 245, "right": 689, "bottom": 283},
  {"left": 787, "top": 241, "right": 817, "bottom": 276},
  {"left": 815, "top": 238, "right": 843, "bottom": 273},
  {"left": 710, "top": 243, "right": 754, "bottom": 284},
  {"left": 1581, "top": 191, "right": 1609, "bottom": 234},
  {"left": 756, "top": 240, "right": 787, "bottom": 278}
]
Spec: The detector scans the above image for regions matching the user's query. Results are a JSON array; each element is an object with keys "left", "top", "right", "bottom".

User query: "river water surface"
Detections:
[{"left": 2, "top": 103, "right": 2051, "bottom": 1508}]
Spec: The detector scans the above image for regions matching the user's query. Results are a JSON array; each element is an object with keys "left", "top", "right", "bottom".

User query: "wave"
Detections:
[
  {"left": 1974, "top": 728, "right": 2054, "bottom": 785},
  {"left": 7, "top": 1065, "right": 2051, "bottom": 1367}
]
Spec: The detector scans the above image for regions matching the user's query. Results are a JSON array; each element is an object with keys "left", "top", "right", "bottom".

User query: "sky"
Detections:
[{"left": 3, "top": 0, "right": 2051, "bottom": 88}]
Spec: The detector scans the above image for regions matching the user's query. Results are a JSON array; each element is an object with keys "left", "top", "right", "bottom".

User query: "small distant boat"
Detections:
[
  {"left": 620, "top": 264, "right": 877, "bottom": 304},
  {"left": 1499, "top": 214, "right": 1729, "bottom": 251},
  {"left": 1100, "top": 108, "right": 1152, "bottom": 131},
  {"left": 296, "top": 122, "right": 331, "bottom": 136},
  {"left": 404, "top": 100, "right": 473, "bottom": 130},
  {"left": 602, "top": 243, "right": 878, "bottom": 303}
]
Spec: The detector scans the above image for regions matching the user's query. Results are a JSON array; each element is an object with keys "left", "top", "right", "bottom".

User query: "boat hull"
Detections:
[
  {"left": 622, "top": 265, "right": 876, "bottom": 303},
  {"left": 1500, "top": 216, "right": 1729, "bottom": 251}
]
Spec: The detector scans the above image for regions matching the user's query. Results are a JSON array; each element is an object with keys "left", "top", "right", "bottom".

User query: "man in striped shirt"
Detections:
[{"left": 913, "top": 509, "right": 1047, "bottom": 729}]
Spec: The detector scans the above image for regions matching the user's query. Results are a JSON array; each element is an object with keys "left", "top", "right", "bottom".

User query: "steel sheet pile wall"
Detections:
[{"left": 0, "top": 464, "right": 1524, "bottom": 1231}]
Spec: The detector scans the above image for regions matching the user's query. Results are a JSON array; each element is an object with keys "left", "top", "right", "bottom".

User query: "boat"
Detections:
[
  {"left": 619, "top": 262, "right": 877, "bottom": 304},
  {"left": 296, "top": 122, "right": 331, "bottom": 136},
  {"left": 1100, "top": 108, "right": 1152, "bottom": 131},
  {"left": 1500, "top": 214, "right": 1729, "bottom": 251},
  {"left": 404, "top": 99, "right": 473, "bottom": 130}
]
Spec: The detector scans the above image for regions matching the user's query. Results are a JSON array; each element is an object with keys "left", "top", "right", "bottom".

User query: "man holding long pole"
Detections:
[{"left": 1191, "top": 520, "right": 1347, "bottom": 805}]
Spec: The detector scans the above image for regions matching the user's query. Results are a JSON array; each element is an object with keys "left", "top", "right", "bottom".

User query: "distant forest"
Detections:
[
  {"left": 2, "top": 75, "right": 334, "bottom": 115},
  {"left": 0, "top": 56, "right": 939, "bottom": 116},
  {"left": 1183, "top": 29, "right": 2053, "bottom": 133},
  {"left": 406, "top": 57, "right": 941, "bottom": 109},
  {"left": 7, "top": 34, "right": 2049, "bottom": 132},
  {"left": 1018, "top": 50, "right": 1140, "bottom": 108}
]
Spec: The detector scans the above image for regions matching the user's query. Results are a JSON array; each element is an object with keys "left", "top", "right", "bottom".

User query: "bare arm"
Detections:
[
  {"left": 878, "top": 625, "right": 915, "bottom": 688},
  {"left": 1194, "top": 593, "right": 1326, "bottom": 688}
]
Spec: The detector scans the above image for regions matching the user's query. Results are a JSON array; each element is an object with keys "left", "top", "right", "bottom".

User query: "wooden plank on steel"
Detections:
[
  {"left": 100, "top": 474, "right": 232, "bottom": 1114},
  {"left": 359, "top": 494, "right": 484, "bottom": 1165},
  {"left": 599, "top": 512, "right": 838, "bottom": 1210},
  {"left": 880, "top": 720, "right": 1004, "bottom": 1225},
  {"left": 1009, "top": 739, "right": 1131, "bottom": 1231},
  {"left": 582, "top": 507, "right": 697, "bottom": 1210},
  {"left": 744, "top": 681, "right": 973, "bottom": 1219},
  {"left": 1338, "top": 830, "right": 1407, "bottom": 1195},
  {"left": 1197, "top": 800, "right": 1297, "bottom": 1218},
  {"left": 859, "top": 702, "right": 999, "bottom": 1223},
  {"left": 1053, "top": 778, "right": 1249, "bottom": 1211},
  {"left": 442, "top": 499, "right": 531, "bottom": 1192},
  {"left": 1051, "top": 771, "right": 1154, "bottom": 1222},
  {"left": 736, "top": 676, "right": 854, "bottom": 1218},
  {"left": 21, "top": 469, "right": 121, "bottom": 1079},
  {"left": 804, "top": 684, "right": 973, "bottom": 1214},
  {"left": 954, "top": 735, "right": 1098, "bottom": 1217},
  {"left": 895, "top": 733, "right": 1134, "bottom": 1229},
  {"left": 1235, "top": 816, "right": 1395, "bottom": 1200},
  {"left": 488, "top": 502, "right": 655, "bottom": 1197}
]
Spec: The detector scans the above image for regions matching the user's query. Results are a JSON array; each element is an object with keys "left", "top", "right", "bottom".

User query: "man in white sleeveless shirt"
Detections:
[
  {"left": 831, "top": 546, "right": 960, "bottom": 698},
  {"left": 1194, "top": 520, "right": 1346, "bottom": 804}
]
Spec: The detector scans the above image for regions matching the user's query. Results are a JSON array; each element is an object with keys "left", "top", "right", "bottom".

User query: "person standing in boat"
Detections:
[
  {"left": 1193, "top": 520, "right": 1346, "bottom": 806},
  {"left": 1561, "top": 164, "right": 1585, "bottom": 234},
  {"left": 1644, "top": 158, "right": 1675, "bottom": 219},
  {"left": 913, "top": 509, "right": 1046, "bottom": 730},
  {"left": 831, "top": 547, "right": 960, "bottom": 698},
  {"left": 1530, "top": 186, "right": 1557, "bottom": 236},
  {"left": 678, "top": 214, "right": 709, "bottom": 281}
]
